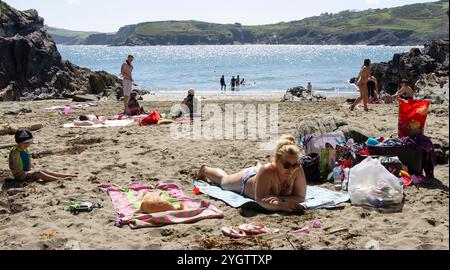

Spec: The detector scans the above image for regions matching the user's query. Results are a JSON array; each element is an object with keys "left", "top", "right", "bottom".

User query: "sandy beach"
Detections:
[{"left": 0, "top": 93, "right": 448, "bottom": 250}]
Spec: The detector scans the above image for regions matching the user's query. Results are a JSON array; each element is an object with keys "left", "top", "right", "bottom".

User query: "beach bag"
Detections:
[
  {"left": 300, "top": 153, "right": 323, "bottom": 183},
  {"left": 303, "top": 132, "right": 345, "bottom": 155},
  {"left": 319, "top": 147, "right": 337, "bottom": 180},
  {"left": 398, "top": 99, "right": 430, "bottom": 138},
  {"left": 139, "top": 111, "right": 161, "bottom": 126},
  {"left": 348, "top": 157, "right": 403, "bottom": 208}
]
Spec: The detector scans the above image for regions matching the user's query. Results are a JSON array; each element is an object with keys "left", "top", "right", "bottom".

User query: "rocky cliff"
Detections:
[
  {"left": 370, "top": 39, "right": 449, "bottom": 104},
  {"left": 0, "top": 2, "right": 123, "bottom": 101}
]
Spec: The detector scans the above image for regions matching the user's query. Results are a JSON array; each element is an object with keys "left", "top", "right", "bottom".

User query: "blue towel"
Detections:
[{"left": 194, "top": 181, "right": 350, "bottom": 211}]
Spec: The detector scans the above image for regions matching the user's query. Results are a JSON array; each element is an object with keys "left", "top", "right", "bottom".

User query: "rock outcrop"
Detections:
[
  {"left": 0, "top": 3, "right": 123, "bottom": 101},
  {"left": 353, "top": 39, "right": 449, "bottom": 104}
]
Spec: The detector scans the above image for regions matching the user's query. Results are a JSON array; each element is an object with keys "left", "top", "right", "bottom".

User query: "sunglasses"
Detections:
[{"left": 281, "top": 160, "right": 300, "bottom": 170}]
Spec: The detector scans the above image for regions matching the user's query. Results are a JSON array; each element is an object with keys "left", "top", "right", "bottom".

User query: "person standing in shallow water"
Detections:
[
  {"left": 231, "top": 76, "right": 236, "bottom": 91},
  {"left": 350, "top": 58, "right": 371, "bottom": 112},
  {"left": 121, "top": 55, "right": 134, "bottom": 114},
  {"left": 220, "top": 75, "right": 226, "bottom": 91}
]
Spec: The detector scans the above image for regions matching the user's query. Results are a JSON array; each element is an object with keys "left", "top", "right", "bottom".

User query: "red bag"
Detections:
[
  {"left": 139, "top": 111, "right": 161, "bottom": 126},
  {"left": 398, "top": 99, "right": 430, "bottom": 138}
]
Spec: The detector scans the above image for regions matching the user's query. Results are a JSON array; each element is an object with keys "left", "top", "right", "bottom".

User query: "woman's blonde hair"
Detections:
[{"left": 273, "top": 135, "right": 300, "bottom": 161}]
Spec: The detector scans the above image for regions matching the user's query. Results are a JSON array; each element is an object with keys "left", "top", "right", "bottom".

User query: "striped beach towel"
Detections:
[{"left": 99, "top": 182, "right": 223, "bottom": 229}]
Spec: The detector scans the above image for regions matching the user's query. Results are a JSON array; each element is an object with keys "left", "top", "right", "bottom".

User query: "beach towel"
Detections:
[
  {"left": 113, "top": 114, "right": 147, "bottom": 120},
  {"left": 46, "top": 103, "right": 97, "bottom": 111},
  {"left": 99, "top": 182, "right": 223, "bottom": 228},
  {"left": 194, "top": 181, "right": 350, "bottom": 211},
  {"left": 62, "top": 119, "right": 135, "bottom": 128}
]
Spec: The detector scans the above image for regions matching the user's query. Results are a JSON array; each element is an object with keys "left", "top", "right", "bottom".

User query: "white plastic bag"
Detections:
[{"left": 348, "top": 157, "right": 403, "bottom": 207}]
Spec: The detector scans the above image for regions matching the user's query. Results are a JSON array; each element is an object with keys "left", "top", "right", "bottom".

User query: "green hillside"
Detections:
[
  {"left": 44, "top": 25, "right": 99, "bottom": 39},
  {"left": 43, "top": 0, "right": 449, "bottom": 45}
]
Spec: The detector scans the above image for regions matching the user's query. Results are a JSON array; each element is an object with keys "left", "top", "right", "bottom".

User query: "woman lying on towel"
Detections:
[
  {"left": 73, "top": 115, "right": 107, "bottom": 126},
  {"left": 197, "top": 135, "right": 306, "bottom": 212}
]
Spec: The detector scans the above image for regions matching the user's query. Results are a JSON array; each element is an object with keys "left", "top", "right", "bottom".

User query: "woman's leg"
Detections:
[
  {"left": 197, "top": 165, "right": 245, "bottom": 193},
  {"left": 41, "top": 170, "right": 76, "bottom": 178},
  {"left": 361, "top": 86, "right": 369, "bottom": 111},
  {"left": 350, "top": 96, "right": 362, "bottom": 111},
  {"left": 350, "top": 83, "right": 363, "bottom": 110}
]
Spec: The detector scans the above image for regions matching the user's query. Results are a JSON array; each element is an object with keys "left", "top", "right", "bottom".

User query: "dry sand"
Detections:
[{"left": 0, "top": 93, "right": 448, "bottom": 250}]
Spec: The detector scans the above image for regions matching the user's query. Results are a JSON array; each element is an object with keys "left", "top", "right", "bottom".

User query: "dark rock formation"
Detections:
[
  {"left": 0, "top": 3, "right": 123, "bottom": 101},
  {"left": 352, "top": 39, "right": 449, "bottom": 104}
]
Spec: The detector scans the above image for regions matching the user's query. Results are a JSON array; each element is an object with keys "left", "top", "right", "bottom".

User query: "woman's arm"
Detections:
[
  {"left": 254, "top": 166, "right": 303, "bottom": 212},
  {"left": 277, "top": 166, "right": 307, "bottom": 206}
]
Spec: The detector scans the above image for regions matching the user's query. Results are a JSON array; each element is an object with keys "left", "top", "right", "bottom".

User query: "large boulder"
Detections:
[{"left": 295, "top": 116, "right": 369, "bottom": 143}]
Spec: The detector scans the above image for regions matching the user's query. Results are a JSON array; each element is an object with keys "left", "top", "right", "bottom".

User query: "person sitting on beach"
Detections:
[
  {"left": 392, "top": 79, "right": 414, "bottom": 101},
  {"left": 173, "top": 88, "right": 198, "bottom": 119},
  {"left": 73, "top": 115, "right": 107, "bottom": 126},
  {"left": 240, "top": 78, "right": 246, "bottom": 86},
  {"left": 196, "top": 135, "right": 306, "bottom": 212},
  {"left": 8, "top": 128, "right": 76, "bottom": 182},
  {"left": 128, "top": 91, "right": 145, "bottom": 116}
]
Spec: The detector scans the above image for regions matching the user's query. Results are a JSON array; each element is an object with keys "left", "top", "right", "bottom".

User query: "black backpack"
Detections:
[{"left": 300, "top": 153, "right": 323, "bottom": 183}]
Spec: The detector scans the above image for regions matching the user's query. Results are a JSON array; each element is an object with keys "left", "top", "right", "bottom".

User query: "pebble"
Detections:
[{"left": 364, "top": 240, "right": 380, "bottom": 250}]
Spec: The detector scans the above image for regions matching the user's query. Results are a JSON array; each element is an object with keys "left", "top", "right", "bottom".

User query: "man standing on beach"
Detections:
[
  {"left": 121, "top": 55, "right": 134, "bottom": 114},
  {"left": 220, "top": 75, "right": 226, "bottom": 91}
]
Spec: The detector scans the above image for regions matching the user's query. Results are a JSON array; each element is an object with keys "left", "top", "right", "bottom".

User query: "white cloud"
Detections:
[
  {"left": 65, "top": 0, "right": 81, "bottom": 5},
  {"left": 365, "top": 0, "right": 381, "bottom": 5}
]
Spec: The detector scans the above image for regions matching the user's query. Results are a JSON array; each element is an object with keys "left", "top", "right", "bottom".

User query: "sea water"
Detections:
[{"left": 58, "top": 44, "right": 414, "bottom": 96}]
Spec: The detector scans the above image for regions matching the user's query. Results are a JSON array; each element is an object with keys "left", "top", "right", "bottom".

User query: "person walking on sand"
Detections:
[
  {"left": 350, "top": 59, "right": 371, "bottom": 112},
  {"left": 121, "top": 55, "right": 134, "bottom": 114},
  {"left": 220, "top": 75, "right": 227, "bottom": 91}
]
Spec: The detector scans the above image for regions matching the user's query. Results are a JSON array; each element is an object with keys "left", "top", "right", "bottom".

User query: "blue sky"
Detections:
[{"left": 5, "top": 0, "right": 439, "bottom": 32}]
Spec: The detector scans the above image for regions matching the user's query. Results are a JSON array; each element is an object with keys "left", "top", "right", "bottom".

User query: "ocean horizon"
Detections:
[{"left": 57, "top": 44, "right": 416, "bottom": 96}]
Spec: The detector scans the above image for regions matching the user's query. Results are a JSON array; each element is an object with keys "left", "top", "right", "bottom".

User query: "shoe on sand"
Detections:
[{"left": 221, "top": 226, "right": 248, "bottom": 238}]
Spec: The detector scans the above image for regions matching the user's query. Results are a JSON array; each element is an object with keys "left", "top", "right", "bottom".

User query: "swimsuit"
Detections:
[
  {"left": 240, "top": 165, "right": 261, "bottom": 195},
  {"left": 400, "top": 94, "right": 413, "bottom": 100},
  {"left": 8, "top": 145, "right": 31, "bottom": 178}
]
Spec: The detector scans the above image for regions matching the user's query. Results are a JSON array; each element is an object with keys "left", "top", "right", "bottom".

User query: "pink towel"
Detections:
[{"left": 99, "top": 182, "right": 223, "bottom": 229}]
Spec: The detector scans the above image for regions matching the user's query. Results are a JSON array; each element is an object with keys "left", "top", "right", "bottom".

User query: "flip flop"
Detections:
[
  {"left": 291, "top": 227, "right": 310, "bottom": 234},
  {"left": 221, "top": 226, "right": 248, "bottom": 238},
  {"left": 238, "top": 223, "right": 267, "bottom": 235}
]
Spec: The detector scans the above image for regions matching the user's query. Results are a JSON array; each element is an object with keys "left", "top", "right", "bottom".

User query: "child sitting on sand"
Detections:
[
  {"left": 128, "top": 91, "right": 146, "bottom": 116},
  {"left": 8, "top": 128, "right": 76, "bottom": 182},
  {"left": 73, "top": 115, "right": 107, "bottom": 126}
]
